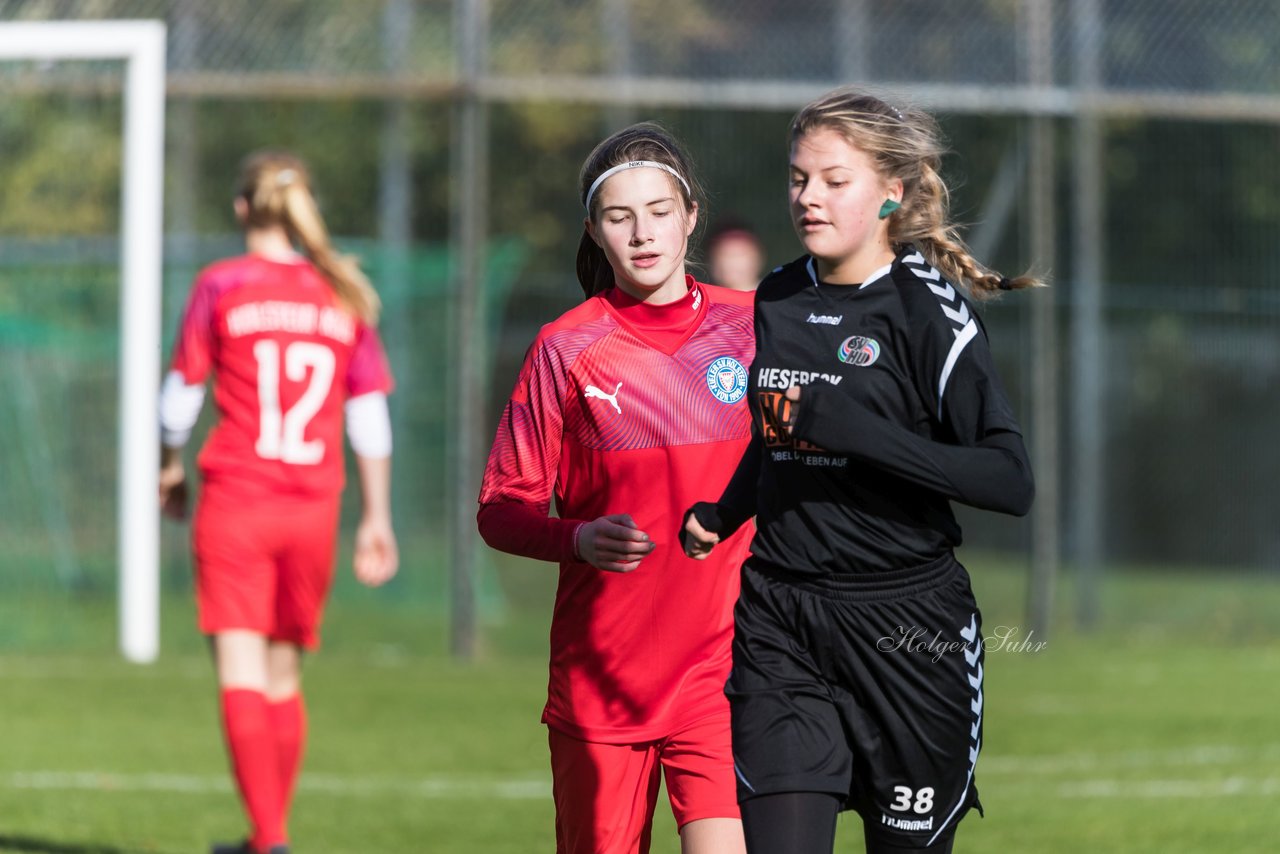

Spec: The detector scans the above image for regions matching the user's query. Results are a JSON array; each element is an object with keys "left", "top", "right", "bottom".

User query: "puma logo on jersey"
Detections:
[{"left": 584, "top": 382, "right": 623, "bottom": 414}]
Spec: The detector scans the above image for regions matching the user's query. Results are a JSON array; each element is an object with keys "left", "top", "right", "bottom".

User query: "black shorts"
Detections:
[{"left": 727, "top": 555, "right": 984, "bottom": 849}]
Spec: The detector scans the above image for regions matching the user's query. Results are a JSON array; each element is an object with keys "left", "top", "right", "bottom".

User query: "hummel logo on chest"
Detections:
[
  {"left": 584, "top": 382, "right": 623, "bottom": 414},
  {"left": 807, "top": 313, "right": 842, "bottom": 325}
]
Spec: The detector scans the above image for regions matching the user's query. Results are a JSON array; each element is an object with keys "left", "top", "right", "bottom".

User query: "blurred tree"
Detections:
[{"left": 0, "top": 97, "right": 121, "bottom": 236}]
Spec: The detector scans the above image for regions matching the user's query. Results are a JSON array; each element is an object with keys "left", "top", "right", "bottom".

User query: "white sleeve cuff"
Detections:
[
  {"left": 345, "top": 391, "right": 392, "bottom": 458},
  {"left": 158, "top": 370, "right": 205, "bottom": 447}
]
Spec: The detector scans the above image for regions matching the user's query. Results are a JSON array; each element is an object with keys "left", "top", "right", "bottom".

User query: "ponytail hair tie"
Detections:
[{"left": 997, "top": 277, "right": 1014, "bottom": 291}]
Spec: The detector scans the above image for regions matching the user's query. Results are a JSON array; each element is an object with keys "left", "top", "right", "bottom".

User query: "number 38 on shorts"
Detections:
[{"left": 889, "top": 785, "right": 934, "bottom": 815}]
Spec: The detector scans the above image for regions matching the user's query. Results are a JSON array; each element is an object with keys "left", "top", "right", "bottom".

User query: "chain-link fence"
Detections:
[{"left": 3, "top": 0, "right": 1279, "bottom": 651}]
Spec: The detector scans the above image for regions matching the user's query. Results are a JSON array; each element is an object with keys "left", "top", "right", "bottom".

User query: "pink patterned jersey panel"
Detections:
[
  {"left": 565, "top": 302, "right": 754, "bottom": 451},
  {"left": 478, "top": 309, "right": 616, "bottom": 511},
  {"left": 480, "top": 297, "right": 755, "bottom": 509},
  {"left": 346, "top": 324, "right": 395, "bottom": 398}
]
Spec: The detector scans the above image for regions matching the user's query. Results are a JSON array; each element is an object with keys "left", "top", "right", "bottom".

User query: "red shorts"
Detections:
[
  {"left": 548, "top": 711, "right": 740, "bottom": 854},
  {"left": 192, "top": 491, "right": 341, "bottom": 650}
]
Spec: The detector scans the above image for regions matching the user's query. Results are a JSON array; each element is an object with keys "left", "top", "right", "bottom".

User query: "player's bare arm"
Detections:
[{"left": 353, "top": 454, "right": 398, "bottom": 587}]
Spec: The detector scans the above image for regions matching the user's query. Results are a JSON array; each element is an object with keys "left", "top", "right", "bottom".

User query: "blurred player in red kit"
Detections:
[
  {"left": 158, "top": 151, "right": 397, "bottom": 854},
  {"left": 478, "top": 123, "right": 755, "bottom": 854}
]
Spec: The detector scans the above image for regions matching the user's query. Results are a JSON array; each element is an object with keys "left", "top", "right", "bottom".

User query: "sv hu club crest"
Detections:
[{"left": 838, "top": 335, "right": 881, "bottom": 367}]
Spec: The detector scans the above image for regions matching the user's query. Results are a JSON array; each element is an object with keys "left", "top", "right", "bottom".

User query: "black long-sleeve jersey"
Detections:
[{"left": 714, "top": 246, "right": 1033, "bottom": 577}]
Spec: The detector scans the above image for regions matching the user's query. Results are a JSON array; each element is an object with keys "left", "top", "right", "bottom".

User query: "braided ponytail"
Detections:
[{"left": 898, "top": 162, "right": 1040, "bottom": 297}]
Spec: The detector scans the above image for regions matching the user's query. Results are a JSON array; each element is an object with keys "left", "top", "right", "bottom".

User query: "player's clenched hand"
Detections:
[
  {"left": 680, "top": 504, "right": 720, "bottom": 560},
  {"left": 159, "top": 460, "right": 188, "bottom": 520},
  {"left": 577, "top": 514, "right": 655, "bottom": 573},
  {"left": 354, "top": 516, "right": 399, "bottom": 587}
]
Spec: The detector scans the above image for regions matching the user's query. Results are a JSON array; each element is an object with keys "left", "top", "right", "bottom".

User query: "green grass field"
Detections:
[{"left": 2, "top": 553, "right": 1278, "bottom": 853}]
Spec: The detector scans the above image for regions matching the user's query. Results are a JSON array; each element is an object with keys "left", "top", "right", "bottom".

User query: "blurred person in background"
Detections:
[
  {"left": 158, "top": 150, "right": 398, "bottom": 854},
  {"left": 682, "top": 88, "right": 1038, "bottom": 854},
  {"left": 705, "top": 217, "right": 765, "bottom": 292},
  {"left": 477, "top": 123, "right": 754, "bottom": 854}
]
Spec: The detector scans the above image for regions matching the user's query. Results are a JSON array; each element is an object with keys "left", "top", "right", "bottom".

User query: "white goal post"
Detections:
[{"left": 0, "top": 21, "right": 167, "bottom": 663}]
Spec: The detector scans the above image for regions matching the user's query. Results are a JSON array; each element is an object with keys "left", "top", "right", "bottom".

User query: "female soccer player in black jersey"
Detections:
[{"left": 682, "top": 88, "right": 1038, "bottom": 853}]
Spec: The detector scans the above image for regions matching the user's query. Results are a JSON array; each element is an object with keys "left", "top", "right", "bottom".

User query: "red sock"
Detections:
[
  {"left": 221, "top": 689, "right": 286, "bottom": 851},
  {"left": 268, "top": 693, "right": 307, "bottom": 822}
]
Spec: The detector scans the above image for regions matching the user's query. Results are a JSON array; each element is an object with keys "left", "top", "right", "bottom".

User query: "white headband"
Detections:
[{"left": 584, "top": 160, "right": 691, "bottom": 211}]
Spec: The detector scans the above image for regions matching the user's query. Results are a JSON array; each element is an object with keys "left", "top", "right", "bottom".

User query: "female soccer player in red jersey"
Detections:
[
  {"left": 478, "top": 123, "right": 755, "bottom": 854},
  {"left": 683, "top": 89, "right": 1039, "bottom": 853},
  {"left": 158, "top": 151, "right": 398, "bottom": 854}
]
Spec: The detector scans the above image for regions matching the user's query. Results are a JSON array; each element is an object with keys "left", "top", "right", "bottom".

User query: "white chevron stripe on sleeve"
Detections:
[
  {"left": 937, "top": 320, "right": 978, "bottom": 421},
  {"left": 943, "top": 302, "right": 971, "bottom": 326},
  {"left": 927, "top": 280, "right": 955, "bottom": 300}
]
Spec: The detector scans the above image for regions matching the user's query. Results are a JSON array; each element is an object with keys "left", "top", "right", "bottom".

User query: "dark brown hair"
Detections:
[{"left": 575, "top": 122, "right": 704, "bottom": 299}]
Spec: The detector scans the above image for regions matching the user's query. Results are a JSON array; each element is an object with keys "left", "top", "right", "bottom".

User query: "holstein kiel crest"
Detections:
[
  {"left": 838, "top": 335, "right": 881, "bottom": 367},
  {"left": 706, "top": 356, "right": 748, "bottom": 404}
]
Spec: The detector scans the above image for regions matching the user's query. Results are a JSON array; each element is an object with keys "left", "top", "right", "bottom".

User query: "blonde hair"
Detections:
[
  {"left": 790, "top": 88, "right": 1043, "bottom": 299},
  {"left": 237, "top": 150, "right": 381, "bottom": 323},
  {"left": 576, "top": 122, "right": 704, "bottom": 299}
]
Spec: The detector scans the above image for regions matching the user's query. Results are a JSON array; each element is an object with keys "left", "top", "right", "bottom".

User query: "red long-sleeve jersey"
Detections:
[{"left": 479, "top": 279, "right": 755, "bottom": 742}]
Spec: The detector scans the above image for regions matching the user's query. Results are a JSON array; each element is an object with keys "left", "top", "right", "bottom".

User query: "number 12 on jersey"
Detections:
[{"left": 253, "top": 339, "right": 336, "bottom": 464}]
